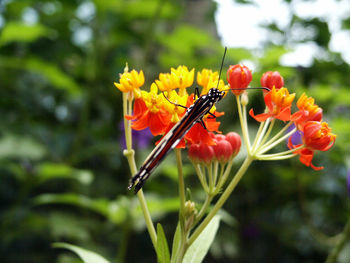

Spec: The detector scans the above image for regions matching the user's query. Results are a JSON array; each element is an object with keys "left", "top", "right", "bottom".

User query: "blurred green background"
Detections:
[{"left": 0, "top": 0, "right": 349, "bottom": 262}]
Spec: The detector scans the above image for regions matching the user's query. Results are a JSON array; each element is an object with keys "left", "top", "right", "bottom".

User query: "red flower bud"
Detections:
[
  {"left": 188, "top": 142, "right": 215, "bottom": 164},
  {"left": 225, "top": 132, "right": 241, "bottom": 156},
  {"left": 260, "top": 71, "right": 284, "bottom": 91},
  {"left": 213, "top": 140, "right": 233, "bottom": 163},
  {"left": 227, "top": 64, "right": 252, "bottom": 96}
]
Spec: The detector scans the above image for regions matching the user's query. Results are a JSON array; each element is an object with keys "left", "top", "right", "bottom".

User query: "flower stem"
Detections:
[
  {"left": 325, "top": 217, "right": 350, "bottom": 263},
  {"left": 188, "top": 156, "right": 254, "bottom": 246},
  {"left": 257, "top": 126, "right": 296, "bottom": 155},
  {"left": 256, "top": 145, "right": 304, "bottom": 159},
  {"left": 175, "top": 149, "right": 186, "bottom": 227},
  {"left": 236, "top": 96, "right": 251, "bottom": 152},
  {"left": 258, "top": 121, "right": 293, "bottom": 151},
  {"left": 194, "top": 194, "right": 213, "bottom": 225},
  {"left": 122, "top": 93, "right": 157, "bottom": 250},
  {"left": 193, "top": 163, "right": 209, "bottom": 192}
]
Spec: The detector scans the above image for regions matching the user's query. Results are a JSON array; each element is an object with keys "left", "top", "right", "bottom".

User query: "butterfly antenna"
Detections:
[{"left": 216, "top": 46, "right": 227, "bottom": 89}]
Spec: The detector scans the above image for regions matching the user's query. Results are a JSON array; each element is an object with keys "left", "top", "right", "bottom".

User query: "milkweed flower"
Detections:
[
  {"left": 260, "top": 71, "right": 284, "bottom": 91},
  {"left": 114, "top": 69, "right": 144, "bottom": 98},
  {"left": 288, "top": 121, "right": 336, "bottom": 170},
  {"left": 291, "top": 93, "right": 323, "bottom": 130},
  {"left": 227, "top": 64, "right": 252, "bottom": 96},
  {"left": 249, "top": 87, "right": 295, "bottom": 122}
]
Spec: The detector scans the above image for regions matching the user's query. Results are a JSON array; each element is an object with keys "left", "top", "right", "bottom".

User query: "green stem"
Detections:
[
  {"left": 252, "top": 118, "right": 270, "bottom": 152},
  {"left": 194, "top": 194, "right": 213, "bottom": 225},
  {"left": 259, "top": 119, "right": 275, "bottom": 146},
  {"left": 122, "top": 93, "right": 157, "bottom": 250},
  {"left": 325, "top": 217, "right": 350, "bottom": 263},
  {"left": 258, "top": 121, "right": 293, "bottom": 151},
  {"left": 256, "top": 153, "right": 296, "bottom": 161},
  {"left": 175, "top": 149, "right": 186, "bottom": 228},
  {"left": 236, "top": 96, "right": 251, "bottom": 152},
  {"left": 257, "top": 126, "right": 296, "bottom": 155},
  {"left": 193, "top": 163, "right": 209, "bottom": 192},
  {"left": 251, "top": 120, "right": 265, "bottom": 152},
  {"left": 188, "top": 156, "right": 254, "bottom": 246},
  {"left": 256, "top": 145, "right": 304, "bottom": 159}
]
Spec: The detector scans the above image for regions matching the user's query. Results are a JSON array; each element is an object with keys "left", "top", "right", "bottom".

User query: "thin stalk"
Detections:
[
  {"left": 208, "top": 163, "right": 214, "bottom": 192},
  {"left": 256, "top": 154, "right": 296, "bottom": 160},
  {"left": 213, "top": 161, "right": 219, "bottom": 186},
  {"left": 188, "top": 156, "right": 254, "bottom": 246},
  {"left": 257, "top": 127, "right": 297, "bottom": 155},
  {"left": 236, "top": 96, "right": 251, "bottom": 152},
  {"left": 193, "top": 163, "right": 209, "bottom": 192},
  {"left": 325, "top": 217, "right": 350, "bottom": 263},
  {"left": 259, "top": 118, "right": 275, "bottom": 146},
  {"left": 194, "top": 195, "right": 214, "bottom": 225},
  {"left": 214, "top": 160, "right": 234, "bottom": 195},
  {"left": 175, "top": 148, "right": 186, "bottom": 228},
  {"left": 256, "top": 145, "right": 304, "bottom": 159},
  {"left": 251, "top": 118, "right": 270, "bottom": 153},
  {"left": 122, "top": 93, "right": 157, "bottom": 249},
  {"left": 251, "top": 120, "right": 265, "bottom": 151},
  {"left": 259, "top": 121, "right": 293, "bottom": 150}
]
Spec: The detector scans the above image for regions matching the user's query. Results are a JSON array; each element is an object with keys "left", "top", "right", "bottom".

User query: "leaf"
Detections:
[
  {"left": 156, "top": 224, "right": 170, "bottom": 263},
  {"left": 170, "top": 223, "right": 181, "bottom": 263},
  {"left": 0, "top": 134, "right": 46, "bottom": 160},
  {"left": 183, "top": 215, "right": 221, "bottom": 263},
  {"left": 36, "top": 162, "right": 93, "bottom": 185},
  {"left": 33, "top": 193, "right": 129, "bottom": 225},
  {"left": 0, "top": 22, "right": 51, "bottom": 46},
  {"left": 53, "top": 242, "right": 110, "bottom": 263},
  {"left": 0, "top": 56, "right": 81, "bottom": 95}
]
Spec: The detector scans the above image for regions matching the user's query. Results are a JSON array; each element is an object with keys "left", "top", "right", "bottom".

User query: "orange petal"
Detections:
[
  {"left": 249, "top": 109, "right": 271, "bottom": 122},
  {"left": 275, "top": 107, "right": 291, "bottom": 121}
]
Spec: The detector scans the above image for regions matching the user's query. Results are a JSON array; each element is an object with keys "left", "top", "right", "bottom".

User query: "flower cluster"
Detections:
[
  {"left": 115, "top": 65, "right": 228, "bottom": 147},
  {"left": 248, "top": 71, "right": 336, "bottom": 170}
]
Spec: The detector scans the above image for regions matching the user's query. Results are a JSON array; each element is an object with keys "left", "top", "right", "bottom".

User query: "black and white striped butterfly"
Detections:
[{"left": 128, "top": 48, "right": 268, "bottom": 193}]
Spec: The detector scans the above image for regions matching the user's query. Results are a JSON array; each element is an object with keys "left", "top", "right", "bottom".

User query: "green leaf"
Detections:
[
  {"left": 53, "top": 242, "right": 110, "bottom": 263},
  {"left": 0, "top": 134, "right": 46, "bottom": 160},
  {"left": 170, "top": 223, "right": 181, "bottom": 263},
  {"left": 0, "top": 56, "right": 81, "bottom": 95},
  {"left": 0, "top": 22, "right": 51, "bottom": 46},
  {"left": 36, "top": 162, "right": 93, "bottom": 185},
  {"left": 157, "top": 223, "right": 170, "bottom": 263},
  {"left": 183, "top": 215, "right": 221, "bottom": 263},
  {"left": 33, "top": 193, "right": 129, "bottom": 225}
]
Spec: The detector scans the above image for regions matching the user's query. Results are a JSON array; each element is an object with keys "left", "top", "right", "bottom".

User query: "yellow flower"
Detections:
[
  {"left": 162, "top": 90, "right": 188, "bottom": 123},
  {"left": 141, "top": 83, "right": 165, "bottom": 113},
  {"left": 197, "top": 69, "right": 218, "bottom": 91},
  {"left": 170, "top": 65, "right": 194, "bottom": 90},
  {"left": 114, "top": 69, "right": 144, "bottom": 97},
  {"left": 156, "top": 73, "right": 178, "bottom": 92}
]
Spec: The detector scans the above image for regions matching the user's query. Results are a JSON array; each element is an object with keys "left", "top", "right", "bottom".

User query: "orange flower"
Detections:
[
  {"left": 129, "top": 83, "right": 171, "bottom": 136},
  {"left": 288, "top": 121, "right": 336, "bottom": 170},
  {"left": 291, "top": 93, "right": 323, "bottom": 130},
  {"left": 249, "top": 87, "right": 295, "bottom": 122},
  {"left": 303, "top": 121, "right": 335, "bottom": 151}
]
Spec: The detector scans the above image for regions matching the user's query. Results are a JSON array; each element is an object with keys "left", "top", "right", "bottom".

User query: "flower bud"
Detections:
[
  {"left": 225, "top": 132, "right": 241, "bottom": 156},
  {"left": 241, "top": 91, "right": 249, "bottom": 106},
  {"left": 261, "top": 71, "right": 284, "bottom": 91},
  {"left": 184, "top": 200, "right": 197, "bottom": 217},
  {"left": 213, "top": 139, "right": 233, "bottom": 163},
  {"left": 188, "top": 142, "right": 215, "bottom": 164},
  {"left": 227, "top": 64, "right": 252, "bottom": 96}
]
